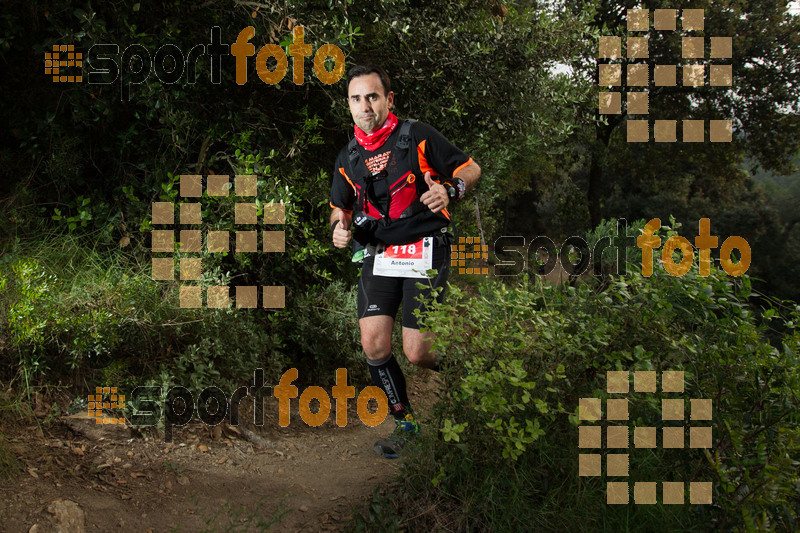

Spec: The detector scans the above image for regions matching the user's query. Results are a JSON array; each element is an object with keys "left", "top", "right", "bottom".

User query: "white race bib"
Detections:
[{"left": 372, "top": 237, "right": 433, "bottom": 278}]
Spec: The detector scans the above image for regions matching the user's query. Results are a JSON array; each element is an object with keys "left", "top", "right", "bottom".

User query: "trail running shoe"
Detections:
[{"left": 373, "top": 414, "right": 420, "bottom": 458}]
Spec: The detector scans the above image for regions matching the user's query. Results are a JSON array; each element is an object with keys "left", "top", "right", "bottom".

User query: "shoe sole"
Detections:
[
  {"left": 373, "top": 442, "right": 401, "bottom": 458},
  {"left": 373, "top": 437, "right": 420, "bottom": 458},
  {"left": 374, "top": 422, "right": 420, "bottom": 458}
]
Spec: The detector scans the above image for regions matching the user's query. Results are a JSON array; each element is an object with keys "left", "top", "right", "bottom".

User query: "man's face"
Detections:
[{"left": 347, "top": 73, "right": 394, "bottom": 134}]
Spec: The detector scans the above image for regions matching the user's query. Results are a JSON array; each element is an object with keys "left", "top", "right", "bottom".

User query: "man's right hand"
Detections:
[{"left": 332, "top": 210, "right": 352, "bottom": 248}]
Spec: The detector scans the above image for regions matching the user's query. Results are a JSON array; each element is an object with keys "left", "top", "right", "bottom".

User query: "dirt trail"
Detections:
[{"left": 0, "top": 375, "right": 437, "bottom": 532}]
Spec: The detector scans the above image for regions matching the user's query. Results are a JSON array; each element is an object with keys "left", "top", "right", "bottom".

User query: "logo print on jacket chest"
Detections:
[{"left": 365, "top": 150, "right": 391, "bottom": 174}]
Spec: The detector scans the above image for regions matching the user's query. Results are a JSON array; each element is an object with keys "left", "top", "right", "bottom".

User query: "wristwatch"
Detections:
[
  {"left": 444, "top": 183, "right": 457, "bottom": 201},
  {"left": 445, "top": 178, "right": 466, "bottom": 202}
]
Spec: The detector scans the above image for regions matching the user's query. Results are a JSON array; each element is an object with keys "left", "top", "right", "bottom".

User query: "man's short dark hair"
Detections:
[{"left": 346, "top": 65, "right": 391, "bottom": 96}]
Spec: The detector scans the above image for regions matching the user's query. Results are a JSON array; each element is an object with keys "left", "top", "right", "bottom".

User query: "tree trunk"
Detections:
[
  {"left": 588, "top": 151, "right": 602, "bottom": 228},
  {"left": 588, "top": 119, "right": 618, "bottom": 228}
]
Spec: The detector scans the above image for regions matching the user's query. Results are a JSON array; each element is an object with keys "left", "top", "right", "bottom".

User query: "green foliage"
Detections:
[
  {"left": 51, "top": 196, "right": 94, "bottom": 233},
  {"left": 163, "top": 308, "right": 288, "bottom": 397},
  {"left": 278, "top": 280, "right": 367, "bottom": 384},
  {"left": 585, "top": 217, "right": 646, "bottom": 274},
  {"left": 748, "top": 155, "right": 800, "bottom": 301},
  {"left": 348, "top": 487, "right": 402, "bottom": 533},
  {"left": 0, "top": 233, "right": 289, "bottom": 394},
  {"left": 4, "top": 252, "right": 140, "bottom": 374},
  {"left": 462, "top": 358, "right": 544, "bottom": 459},
  {"left": 398, "top": 221, "right": 799, "bottom": 531},
  {"left": 1, "top": 2, "right": 798, "bottom": 528},
  {"left": 529, "top": 174, "right": 590, "bottom": 239},
  {"left": 547, "top": 0, "right": 800, "bottom": 297},
  {"left": 348, "top": 0, "right": 593, "bottom": 237}
]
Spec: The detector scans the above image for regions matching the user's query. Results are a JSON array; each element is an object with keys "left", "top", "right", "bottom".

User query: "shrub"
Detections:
[
  {"left": 0, "top": 233, "right": 289, "bottom": 393},
  {"left": 397, "top": 221, "right": 799, "bottom": 531}
]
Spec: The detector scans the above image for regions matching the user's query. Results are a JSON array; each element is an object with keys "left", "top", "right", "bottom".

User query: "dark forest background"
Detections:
[{"left": 1, "top": 0, "right": 798, "bottom": 530}]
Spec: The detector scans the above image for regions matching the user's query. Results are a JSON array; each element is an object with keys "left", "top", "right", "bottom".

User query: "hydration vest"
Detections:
[
  {"left": 345, "top": 120, "right": 449, "bottom": 245},
  {"left": 347, "top": 119, "right": 423, "bottom": 220}
]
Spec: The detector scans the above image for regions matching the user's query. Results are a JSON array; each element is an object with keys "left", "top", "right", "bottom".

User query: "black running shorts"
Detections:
[{"left": 357, "top": 238, "right": 450, "bottom": 329}]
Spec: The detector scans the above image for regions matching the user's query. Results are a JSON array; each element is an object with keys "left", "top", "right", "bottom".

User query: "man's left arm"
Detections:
[
  {"left": 454, "top": 160, "right": 481, "bottom": 194},
  {"left": 416, "top": 122, "right": 481, "bottom": 212},
  {"left": 420, "top": 160, "right": 481, "bottom": 214}
]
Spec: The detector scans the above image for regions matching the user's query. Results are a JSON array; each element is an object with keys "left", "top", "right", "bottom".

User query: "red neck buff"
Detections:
[{"left": 354, "top": 112, "right": 398, "bottom": 151}]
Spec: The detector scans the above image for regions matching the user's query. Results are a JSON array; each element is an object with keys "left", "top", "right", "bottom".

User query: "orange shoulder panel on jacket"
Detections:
[
  {"left": 339, "top": 167, "right": 356, "bottom": 192},
  {"left": 417, "top": 140, "right": 438, "bottom": 176},
  {"left": 453, "top": 158, "right": 474, "bottom": 178},
  {"left": 329, "top": 202, "right": 353, "bottom": 212}
]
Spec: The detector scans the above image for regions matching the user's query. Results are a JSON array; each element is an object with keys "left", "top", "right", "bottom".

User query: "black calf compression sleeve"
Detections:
[{"left": 367, "top": 353, "right": 410, "bottom": 419}]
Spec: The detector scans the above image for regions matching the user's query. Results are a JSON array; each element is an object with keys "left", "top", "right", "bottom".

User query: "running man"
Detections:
[{"left": 330, "top": 65, "right": 480, "bottom": 457}]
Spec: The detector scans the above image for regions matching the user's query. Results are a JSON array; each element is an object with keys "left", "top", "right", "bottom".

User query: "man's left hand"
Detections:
[{"left": 420, "top": 172, "right": 449, "bottom": 213}]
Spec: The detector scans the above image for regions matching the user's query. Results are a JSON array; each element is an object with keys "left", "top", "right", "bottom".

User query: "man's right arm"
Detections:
[
  {"left": 330, "top": 208, "right": 353, "bottom": 248},
  {"left": 330, "top": 152, "right": 356, "bottom": 249}
]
